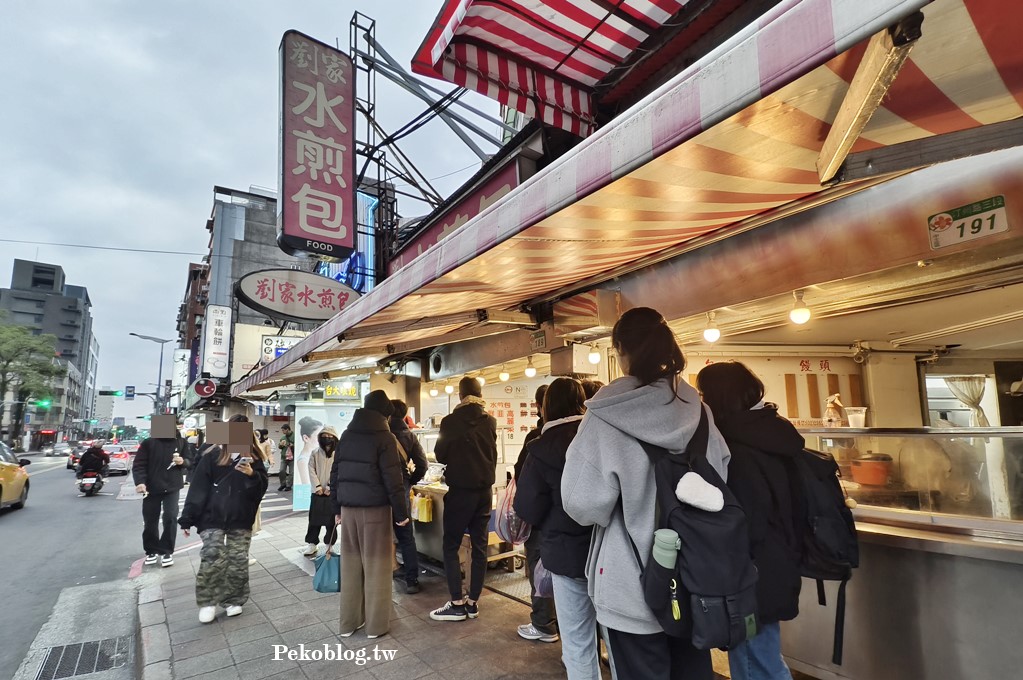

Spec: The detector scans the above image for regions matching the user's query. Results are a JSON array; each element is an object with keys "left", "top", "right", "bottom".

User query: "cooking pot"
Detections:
[{"left": 851, "top": 453, "right": 892, "bottom": 486}]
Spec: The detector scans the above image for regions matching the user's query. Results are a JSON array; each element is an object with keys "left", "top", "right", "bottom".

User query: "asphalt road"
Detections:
[{"left": 0, "top": 454, "right": 143, "bottom": 675}]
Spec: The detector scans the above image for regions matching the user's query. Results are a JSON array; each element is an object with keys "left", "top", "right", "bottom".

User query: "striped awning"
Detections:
[
  {"left": 236, "top": 0, "right": 1023, "bottom": 396},
  {"left": 411, "top": 0, "right": 694, "bottom": 137}
]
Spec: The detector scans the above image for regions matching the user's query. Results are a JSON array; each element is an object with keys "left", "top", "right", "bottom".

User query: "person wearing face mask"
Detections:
[{"left": 302, "top": 426, "right": 340, "bottom": 557}]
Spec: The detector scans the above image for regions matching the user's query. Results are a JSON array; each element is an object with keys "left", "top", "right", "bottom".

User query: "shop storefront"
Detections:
[{"left": 237, "top": 0, "right": 1023, "bottom": 676}]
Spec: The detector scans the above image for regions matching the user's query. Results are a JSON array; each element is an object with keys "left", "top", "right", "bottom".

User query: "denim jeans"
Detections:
[
  {"left": 551, "top": 573, "right": 599, "bottom": 680},
  {"left": 727, "top": 622, "right": 791, "bottom": 680}
]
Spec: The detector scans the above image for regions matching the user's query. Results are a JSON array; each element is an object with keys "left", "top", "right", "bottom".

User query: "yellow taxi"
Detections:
[{"left": 0, "top": 441, "right": 30, "bottom": 510}]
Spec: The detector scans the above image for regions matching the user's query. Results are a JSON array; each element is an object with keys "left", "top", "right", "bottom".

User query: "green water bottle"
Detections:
[{"left": 652, "top": 528, "right": 681, "bottom": 569}]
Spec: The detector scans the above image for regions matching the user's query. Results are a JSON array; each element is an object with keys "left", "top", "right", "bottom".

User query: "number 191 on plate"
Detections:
[{"left": 928, "top": 195, "right": 1008, "bottom": 250}]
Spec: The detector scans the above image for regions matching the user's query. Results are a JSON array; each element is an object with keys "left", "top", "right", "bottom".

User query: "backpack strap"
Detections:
[{"left": 832, "top": 577, "right": 849, "bottom": 665}]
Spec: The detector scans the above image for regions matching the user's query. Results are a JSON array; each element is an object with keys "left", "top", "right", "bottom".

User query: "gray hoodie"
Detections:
[{"left": 561, "top": 376, "right": 731, "bottom": 635}]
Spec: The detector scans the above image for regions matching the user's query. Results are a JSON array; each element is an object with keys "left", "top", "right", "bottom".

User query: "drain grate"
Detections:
[{"left": 35, "top": 635, "right": 133, "bottom": 680}]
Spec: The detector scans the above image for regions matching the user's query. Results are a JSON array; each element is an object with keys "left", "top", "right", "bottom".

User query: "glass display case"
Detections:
[{"left": 798, "top": 427, "right": 1023, "bottom": 537}]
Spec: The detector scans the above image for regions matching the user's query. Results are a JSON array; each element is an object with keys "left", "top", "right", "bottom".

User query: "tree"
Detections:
[
  {"left": 0, "top": 315, "right": 65, "bottom": 446},
  {"left": 120, "top": 425, "right": 139, "bottom": 440}
]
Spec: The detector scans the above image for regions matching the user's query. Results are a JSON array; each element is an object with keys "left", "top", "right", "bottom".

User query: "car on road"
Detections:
[
  {"left": 67, "top": 449, "right": 82, "bottom": 470},
  {"left": 0, "top": 441, "right": 30, "bottom": 510},
  {"left": 119, "top": 440, "right": 141, "bottom": 454},
  {"left": 103, "top": 445, "right": 132, "bottom": 475}
]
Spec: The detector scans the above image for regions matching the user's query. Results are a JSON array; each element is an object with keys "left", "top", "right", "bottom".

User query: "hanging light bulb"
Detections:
[
  {"left": 444, "top": 384, "right": 454, "bottom": 394},
  {"left": 703, "top": 311, "right": 721, "bottom": 343},
  {"left": 429, "top": 386, "right": 439, "bottom": 397},
  {"left": 476, "top": 375, "right": 486, "bottom": 387},
  {"left": 789, "top": 289, "right": 812, "bottom": 325},
  {"left": 588, "top": 344, "right": 601, "bottom": 364},
  {"left": 499, "top": 365, "right": 510, "bottom": 382},
  {"left": 524, "top": 356, "right": 537, "bottom": 378}
]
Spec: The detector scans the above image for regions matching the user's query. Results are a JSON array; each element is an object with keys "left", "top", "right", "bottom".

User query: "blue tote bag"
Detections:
[{"left": 312, "top": 526, "right": 340, "bottom": 593}]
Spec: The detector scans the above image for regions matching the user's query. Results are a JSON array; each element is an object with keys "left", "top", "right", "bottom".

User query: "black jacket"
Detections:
[
  {"left": 513, "top": 418, "right": 543, "bottom": 480},
  {"left": 329, "top": 409, "right": 409, "bottom": 522},
  {"left": 513, "top": 418, "right": 589, "bottom": 578},
  {"left": 78, "top": 448, "right": 109, "bottom": 476},
  {"left": 388, "top": 417, "right": 428, "bottom": 488},
  {"left": 435, "top": 401, "right": 498, "bottom": 490},
  {"left": 132, "top": 438, "right": 185, "bottom": 494},
  {"left": 716, "top": 405, "right": 804, "bottom": 623},
  {"left": 178, "top": 453, "right": 268, "bottom": 532}
]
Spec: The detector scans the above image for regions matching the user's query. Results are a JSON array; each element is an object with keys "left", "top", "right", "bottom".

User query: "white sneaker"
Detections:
[
  {"left": 225, "top": 605, "right": 243, "bottom": 617},
  {"left": 302, "top": 543, "right": 318, "bottom": 556},
  {"left": 144, "top": 554, "right": 158, "bottom": 566},
  {"left": 199, "top": 606, "right": 216, "bottom": 624},
  {"left": 161, "top": 555, "right": 174, "bottom": 568}
]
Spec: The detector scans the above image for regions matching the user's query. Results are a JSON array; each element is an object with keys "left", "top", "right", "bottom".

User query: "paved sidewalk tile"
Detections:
[{"left": 141, "top": 516, "right": 614, "bottom": 680}]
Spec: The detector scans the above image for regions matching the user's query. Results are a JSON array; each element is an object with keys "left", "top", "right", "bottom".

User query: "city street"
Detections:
[{"left": 0, "top": 453, "right": 294, "bottom": 674}]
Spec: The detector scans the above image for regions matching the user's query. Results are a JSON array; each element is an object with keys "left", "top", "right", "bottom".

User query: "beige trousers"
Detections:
[{"left": 339, "top": 505, "right": 394, "bottom": 636}]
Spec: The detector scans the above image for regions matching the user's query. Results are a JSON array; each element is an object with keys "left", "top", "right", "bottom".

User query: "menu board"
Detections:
[{"left": 482, "top": 379, "right": 548, "bottom": 464}]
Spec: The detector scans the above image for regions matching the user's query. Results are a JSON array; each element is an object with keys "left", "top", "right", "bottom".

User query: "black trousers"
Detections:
[
  {"left": 525, "top": 529, "right": 558, "bottom": 633},
  {"left": 442, "top": 487, "right": 491, "bottom": 601},
  {"left": 602, "top": 626, "right": 712, "bottom": 680},
  {"left": 142, "top": 490, "right": 180, "bottom": 556},
  {"left": 278, "top": 458, "right": 293, "bottom": 489},
  {"left": 393, "top": 483, "right": 420, "bottom": 584},
  {"left": 305, "top": 494, "right": 336, "bottom": 545}
]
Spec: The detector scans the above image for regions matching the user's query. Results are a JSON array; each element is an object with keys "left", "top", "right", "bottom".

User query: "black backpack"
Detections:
[
  {"left": 792, "top": 447, "right": 859, "bottom": 664},
  {"left": 625, "top": 406, "right": 760, "bottom": 650}
]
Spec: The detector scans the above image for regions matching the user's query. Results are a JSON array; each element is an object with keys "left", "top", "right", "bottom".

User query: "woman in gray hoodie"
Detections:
[{"left": 562, "top": 307, "right": 731, "bottom": 680}]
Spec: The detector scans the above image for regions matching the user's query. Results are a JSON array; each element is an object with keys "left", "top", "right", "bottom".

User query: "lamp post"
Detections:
[{"left": 130, "top": 333, "right": 173, "bottom": 413}]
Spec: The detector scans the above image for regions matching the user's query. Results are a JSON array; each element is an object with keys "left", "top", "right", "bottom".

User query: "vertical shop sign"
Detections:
[
  {"left": 201, "top": 305, "right": 232, "bottom": 379},
  {"left": 278, "top": 30, "right": 356, "bottom": 262}
]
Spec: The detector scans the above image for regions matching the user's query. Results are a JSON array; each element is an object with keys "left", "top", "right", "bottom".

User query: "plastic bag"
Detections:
[
  {"left": 495, "top": 479, "right": 531, "bottom": 544},
  {"left": 534, "top": 559, "right": 554, "bottom": 598},
  {"left": 417, "top": 495, "right": 433, "bottom": 522}
]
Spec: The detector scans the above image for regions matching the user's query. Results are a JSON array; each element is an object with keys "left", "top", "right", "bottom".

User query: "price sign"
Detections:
[{"left": 928, "top": 195, "right": 1008, "bottom": 250}]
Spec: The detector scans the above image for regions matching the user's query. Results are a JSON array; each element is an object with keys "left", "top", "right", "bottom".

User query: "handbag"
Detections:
[{"left": 312, "top": 526, "right": 340, "bottom": 593}]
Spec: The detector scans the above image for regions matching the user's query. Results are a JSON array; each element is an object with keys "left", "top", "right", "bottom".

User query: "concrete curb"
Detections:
[{"left": 137, "top": 578, "right": 175, "bottom": 680}]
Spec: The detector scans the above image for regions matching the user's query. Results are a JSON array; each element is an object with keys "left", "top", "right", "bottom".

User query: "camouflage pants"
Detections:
[{"left": 196, "top": 529, "right": 252, "bottom": 607}]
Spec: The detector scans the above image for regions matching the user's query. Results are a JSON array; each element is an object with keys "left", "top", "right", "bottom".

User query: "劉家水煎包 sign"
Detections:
[{"left": 236, "top": 269, "right": 360, "bottom": 323}]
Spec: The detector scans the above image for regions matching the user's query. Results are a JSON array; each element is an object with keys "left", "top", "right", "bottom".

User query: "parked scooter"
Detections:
[{"left": 78, "top": 471, "right": 105, "bottom": 496}]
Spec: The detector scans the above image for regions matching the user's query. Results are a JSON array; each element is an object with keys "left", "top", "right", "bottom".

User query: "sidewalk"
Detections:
[{"left": 137, "top": 513, "right": 578, "bottom": 680}]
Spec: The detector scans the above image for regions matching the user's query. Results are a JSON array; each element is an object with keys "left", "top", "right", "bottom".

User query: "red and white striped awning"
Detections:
[
  {"left": 411, "top": 0, "right": 693, "bottom": 137},
  {"left": 236, "top": 0, "right": 1023, "bottom": 396}
]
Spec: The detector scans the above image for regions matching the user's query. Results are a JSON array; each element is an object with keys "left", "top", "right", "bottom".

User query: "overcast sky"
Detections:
[{"left": 0, "top": 0, "right": 499, "bottom": 424}]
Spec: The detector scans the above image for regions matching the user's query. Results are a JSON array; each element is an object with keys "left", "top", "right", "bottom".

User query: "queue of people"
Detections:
[{"left": 143, "top": 304, "right": 804, "bottom": 680}]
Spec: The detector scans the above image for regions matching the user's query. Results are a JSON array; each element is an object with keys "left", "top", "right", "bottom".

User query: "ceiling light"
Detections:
[
  {"left": 444, "top": 384, "right": 454, "bottom": 394},
  {"left": 499, "top": 366, "right": 510, "bottom": 382},
  {"left": 703, "top": 311, "right": 721, "bottom": 343},
  {"left": 429, "top": 387, "right": 439, "bottom": 397},
  {"left": 588, "top": 344, "right": 601, "bottom": 364},
  {"left": 789, "top": 290, "right": 812, "bottom": 325},
  {"left": 476, "top": 375, "right": 486, "bottom": 386},
  {"left": 524, "top": 356, "right": 537, "bottom": 378}
]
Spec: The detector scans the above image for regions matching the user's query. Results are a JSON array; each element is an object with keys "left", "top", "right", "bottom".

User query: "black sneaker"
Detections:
[
  {"left": 406, "top": 581, "right": 420, "bottom": 594},
  {"left": 429, "top": 601, "right": 467, "bottom": 621},
  {"left": 144, "top": 554, "right": 158, "bottom": 566},
  {"left": 465, "top": 601, "right": 479, "bottom": 619}
]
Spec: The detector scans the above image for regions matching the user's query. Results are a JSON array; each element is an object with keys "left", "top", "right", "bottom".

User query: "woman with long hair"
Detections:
[
  {"left": 515, "top": 378, "right": 596, "bottom": 677},
  {"left": 562, "top": 307, "right": 731, "bottom": 680},
  {"left": 697, "top": 362, "right": 803, "bottom": 680},
  {"left": 178, "top": 426, "right": 268, "bottom": 624},
  {"left": 294, "top": 416, "right": 323, "bottom": 486}
]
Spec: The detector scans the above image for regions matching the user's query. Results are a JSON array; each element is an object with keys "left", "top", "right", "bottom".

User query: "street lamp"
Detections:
[{"left": 130, "top": 333, "right": 173, "bottom": 414}]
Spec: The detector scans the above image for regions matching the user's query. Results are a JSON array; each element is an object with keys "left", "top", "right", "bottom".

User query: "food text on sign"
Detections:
[{"left": 253, "top": 276, "right": 350, "bottom": 313}]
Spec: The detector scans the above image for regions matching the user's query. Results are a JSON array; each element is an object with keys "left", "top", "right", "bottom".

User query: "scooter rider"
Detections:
[{"left": 77, "top": 445, "right": 110, "bottom": 479}]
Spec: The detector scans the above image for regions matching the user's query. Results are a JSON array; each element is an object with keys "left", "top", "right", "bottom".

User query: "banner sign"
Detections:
[
  {"left": 278, "top": 30, "right": 356, "bottom": 261},
  {"left": 261, "top": 335, "right": 305, "bottom": 365},
  {"left": 201, "top": 305, "right": 232, "bottom": 379},
  {"left": 237, "top": 268, "right": 360, "bottom": 323}
]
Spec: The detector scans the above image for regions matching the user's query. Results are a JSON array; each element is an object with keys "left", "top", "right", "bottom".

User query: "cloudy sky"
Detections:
[{"left": 1, "top": 1, "right": 499, "bottom": 424}]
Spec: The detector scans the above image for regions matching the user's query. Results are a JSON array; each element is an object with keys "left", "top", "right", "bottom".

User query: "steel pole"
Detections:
[{"left": 156, "top": 342, "right": 165, "bottom": 414}]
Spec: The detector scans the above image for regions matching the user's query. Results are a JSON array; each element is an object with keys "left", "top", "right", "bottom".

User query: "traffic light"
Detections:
[
  {"left": 29, "top": 398, "right": 52, "bottom": 409},
  {"left": 89, "top": 419, "right": 99, "bottom": 424},
  {"left": 98, "top": 390, "right": 124, "bottom": 397}
]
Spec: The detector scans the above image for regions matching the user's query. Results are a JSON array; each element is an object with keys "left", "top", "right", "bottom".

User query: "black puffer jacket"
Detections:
[
  {"left": 435, "top": 401, "right": 497, "bottom": 490},
  {"left": 715, "top": 405, "right": 804, "bottom": 623},
  {"left": 132, "top": 437, "right": 185, "bottom": 494},
  {"left": 178, "top": 453, "right": 268, "bottom": 532},
  {"left": 388, "top": 417, "right": 428, "bottom": 487},
  {"left": 513, "top": 418, "right": 589, "bottom": 578},
  {"left": 513, "top": 418, "right": 543, "bottom": 480},
  {"left": 329, "top": 409, "right": 408, "bottom": 522}
]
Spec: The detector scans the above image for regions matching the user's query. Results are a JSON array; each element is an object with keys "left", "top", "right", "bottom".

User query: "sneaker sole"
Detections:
[
  {"left": 467, "top": 611, "right": 479, "bottom": 619},
  {"left": 429, "top": 613, "right": 468, "bottom": 622}
]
